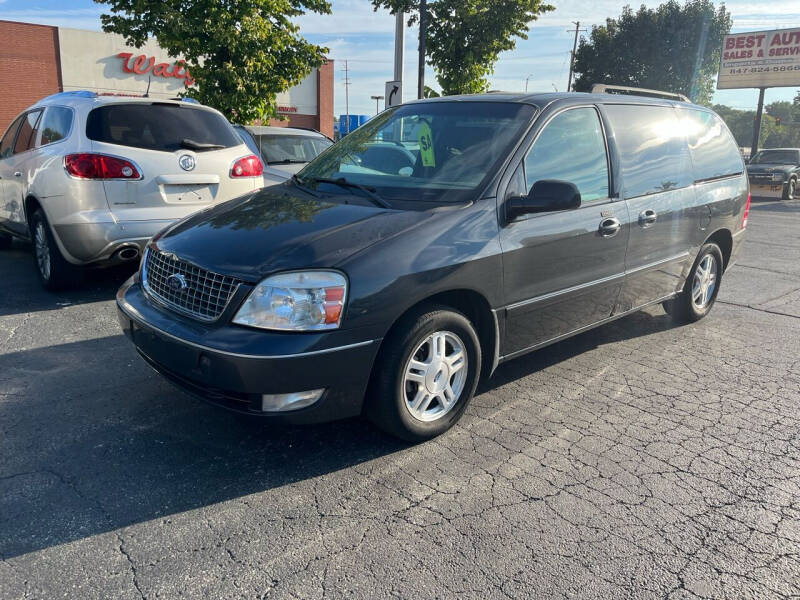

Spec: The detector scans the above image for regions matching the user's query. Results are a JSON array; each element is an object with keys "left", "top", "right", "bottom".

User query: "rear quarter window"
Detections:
[
  {"left": 680, "top": 109, "right": 743, "bottom": 181},
  {"left": 86, "top": 103, "right": 241, "bottom": 152},
  {"left": 605, "top": 104, "right": 693, "bottom": 199},
  {"left": 40, "top": 107, "right": 74, "bottom": 146}
]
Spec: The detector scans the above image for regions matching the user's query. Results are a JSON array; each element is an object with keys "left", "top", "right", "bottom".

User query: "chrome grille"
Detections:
[{"left": 142, "top": 248, "right": 241, "bottom": 321}]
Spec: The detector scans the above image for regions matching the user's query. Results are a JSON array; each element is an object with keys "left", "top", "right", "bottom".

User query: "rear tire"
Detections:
[
  {"left": 365, "top": 307, "right": 481, "bottom": 442},
  {"left": 30, "top": 208, "right": 79, "bottom": 290},
  {"left": 0, "top": 232, "right": 12, "bottom": 250},
  {"left": 665, "top": 243, "right": 724, "bottom": 323},
  {"left": 784, "top": 176, "right": 797, "bottom": 201}
]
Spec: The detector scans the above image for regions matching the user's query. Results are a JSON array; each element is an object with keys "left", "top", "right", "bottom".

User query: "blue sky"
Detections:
[{"left": 1, "top": 0, "right": 798, "bottom": 117}]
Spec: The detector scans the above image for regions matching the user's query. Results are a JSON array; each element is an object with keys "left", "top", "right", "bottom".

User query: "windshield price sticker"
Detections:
[{"left": 418, "top": 122, "right": 435, "bottom": 167}]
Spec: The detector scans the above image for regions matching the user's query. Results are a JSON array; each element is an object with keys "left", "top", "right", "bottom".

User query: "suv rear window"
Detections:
[
  {"left": 86, "top": 103, "right": 240, "bottom": 152},
  {"left": 680, "top": 109, "right": 743, "bottom": 181}
]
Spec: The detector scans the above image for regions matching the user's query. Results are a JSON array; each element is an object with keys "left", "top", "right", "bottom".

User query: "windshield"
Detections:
[
  {"left": 298, "top": 101, "right": 535, "bottom": 203},
  {"left": 750, "top": 150, "right": 799, "bottom": 165},
  {"left": 257, "top": 134, "right": 332, "bottom": 164}
]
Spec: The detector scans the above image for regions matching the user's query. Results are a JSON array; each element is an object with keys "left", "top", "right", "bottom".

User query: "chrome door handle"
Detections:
[
  {"left": 599, "top": 217, "right": 621, "bottom": 237},
  {"left": 13, "top": 171, "right": 22, "bottom": 178},
  {"left": 639, "top": 209, "right": 657, "bottom": 226}
]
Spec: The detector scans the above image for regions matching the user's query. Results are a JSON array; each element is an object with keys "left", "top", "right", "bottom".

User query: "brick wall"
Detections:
[
  {"left": 266, "top": 60, "right": 334, "bottom": 138},
  {"left": 0, "top": 21, "right": 62, "bottom": 135}
]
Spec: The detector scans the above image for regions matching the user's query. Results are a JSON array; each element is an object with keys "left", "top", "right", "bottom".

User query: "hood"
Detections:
[
  {"left": 152, "top": 184, "right": 432, "bottom": 281},
  {"left": 747, "top": 164, "right": 793, "bottom": 174}
]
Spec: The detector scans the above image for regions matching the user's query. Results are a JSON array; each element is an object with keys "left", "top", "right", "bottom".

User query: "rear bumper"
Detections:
[
  {"left": 728, "top": 227, "right": 747, "bottom": 269},
  {"left": 53, "top": 219, "right": 173, "bottom": 264},
  {"left": 116, "top": 277, "right": 381, "bottom": 424}
]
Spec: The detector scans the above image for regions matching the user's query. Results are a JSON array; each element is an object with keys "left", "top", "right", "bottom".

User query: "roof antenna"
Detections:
[{"left": 144, "top": 76, "right": 151, "bottom": 98}]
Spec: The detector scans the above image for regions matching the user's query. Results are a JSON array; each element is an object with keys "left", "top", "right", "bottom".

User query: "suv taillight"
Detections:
[
  {"left": 742, "top": 193, "right": 751, "bottom": 228},
  {"left": 230, "top": 155, "right": 263, "bottom": 178},
  {"left": 65, "top": 153, "right": 141, "bottom": 179}
]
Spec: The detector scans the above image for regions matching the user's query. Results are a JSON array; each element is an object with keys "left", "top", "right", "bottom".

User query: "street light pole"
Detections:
[
  {"left": 418, "top": 0, "right": 427, "bottom": 99},
  {"left": 524, "top": 74, "right": 535, "bottom": 93},
  {"left": 371, "top": 95, "right": 385, "bottom": 115}
]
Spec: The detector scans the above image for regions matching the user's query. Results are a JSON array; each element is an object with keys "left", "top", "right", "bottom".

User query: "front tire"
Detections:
[
  {"left": 30, "top": 209, "right": 79, "bottom": 290},
  {"left": 365, "top": 307, "right": 481, "bottom": 442},
  {"left": 784, "top": 176, "right": 797, "bottom": 201},
  {"left": 664, "top": 242, "right": 724, "bottom": 323}
]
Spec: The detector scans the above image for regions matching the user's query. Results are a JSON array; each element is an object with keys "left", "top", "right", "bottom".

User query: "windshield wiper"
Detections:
[
  {"left": 290, "top": 174, "right": 321, "bottom": 198},
  {"left": 180, "top": 138, "right": 225, "bottom": 151},
  {"left": 269, "top": 159, "right": 308, "bottom": 165},
  {"left": 309, "top": 177, "right": 391, "bottom": 208}
]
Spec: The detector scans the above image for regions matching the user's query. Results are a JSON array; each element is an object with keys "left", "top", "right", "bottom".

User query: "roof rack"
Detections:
[
  {"left": 40, "top": 90, "right": 97, "bottom": 101},
  {"left": 591, "top": 84, "right": 690, "bottom": 103}
]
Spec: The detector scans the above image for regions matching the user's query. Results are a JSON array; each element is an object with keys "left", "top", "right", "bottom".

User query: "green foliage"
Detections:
[
  {"left": 573, "top": 0, "right": 731, "bottom": 104},
  {"left": 372, "top": 0, "right": 554, "bottom": 96},
  {"left": 94, "top": 0, "right": 331, "bottom": 123},
  {"left": 713, "top": 103, "right": 800, "bottom": 149}
]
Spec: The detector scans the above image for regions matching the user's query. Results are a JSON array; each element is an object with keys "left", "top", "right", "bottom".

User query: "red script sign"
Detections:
[{"left": 116, "top": 53, "right": 195, "bottom": 86}]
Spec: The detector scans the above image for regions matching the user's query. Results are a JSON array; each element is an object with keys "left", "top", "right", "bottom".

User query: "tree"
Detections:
[
  {"left": 372, "top": 0, "right": 554, "bottom": 96},
  {"left": 573, "top": 0, "right": 731, "bottom": 105},
  {"left": 766, "top": 101, "right": 794, "bottom": 125},
  {"left": 95, "top": 0, "right": 331, "bottom": 123}
]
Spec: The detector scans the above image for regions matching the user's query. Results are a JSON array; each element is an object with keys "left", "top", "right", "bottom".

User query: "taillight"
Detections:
[
  {"left": 230, "top": 155, "right": 263, "bottom": 178},
  {"left": 742, "top": 193, "right": 751, "bottom": 228},
  {"left": 65, "top": 153, "right": 140, "bottom": 179}
]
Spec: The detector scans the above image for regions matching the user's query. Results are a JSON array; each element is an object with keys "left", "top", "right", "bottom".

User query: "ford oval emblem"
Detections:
[
  {"left": 179, "top": 154, "right": 196, "bottom": 171},
  {"left": 167, "top": 273, "right": 188, "bottom": 292}
]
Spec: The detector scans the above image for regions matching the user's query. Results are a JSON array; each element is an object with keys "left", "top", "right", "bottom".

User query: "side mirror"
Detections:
[{"left": 506, "top": 180, "right": 581, "bottom": 220}]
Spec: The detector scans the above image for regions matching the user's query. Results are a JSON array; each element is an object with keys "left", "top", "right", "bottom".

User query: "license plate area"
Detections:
[{"left": 161, "top": 184, "right": 215, "bottom": 204}]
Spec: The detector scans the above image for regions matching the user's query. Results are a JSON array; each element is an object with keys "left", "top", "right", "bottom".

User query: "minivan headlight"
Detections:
[{"left": 233, "top": 271, "right": 347, "bottom": 331}]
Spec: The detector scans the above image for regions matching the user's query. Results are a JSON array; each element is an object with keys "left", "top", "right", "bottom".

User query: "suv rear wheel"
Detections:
[
  {"left": 365, "top": 307, "right": 481, "bottom": 442},
  {"left": 664, "top": 242, "right": 724, "bottom": 323},
  {"left": 31, "top": 208, "right": 79, "bottom": 290}
]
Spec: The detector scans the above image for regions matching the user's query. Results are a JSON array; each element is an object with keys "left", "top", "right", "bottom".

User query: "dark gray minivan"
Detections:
[{"left": 117, "top": 92, "right": 749, "bottom": 441}]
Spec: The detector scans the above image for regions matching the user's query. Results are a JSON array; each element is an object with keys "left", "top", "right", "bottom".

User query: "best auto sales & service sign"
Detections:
[{"left": 718, "top": 27, "right": 800, "bottom": 89}]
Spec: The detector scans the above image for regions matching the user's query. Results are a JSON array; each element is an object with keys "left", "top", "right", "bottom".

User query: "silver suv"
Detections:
[{"left": 0, "top": 91, "right": 265, "bottom": 289}]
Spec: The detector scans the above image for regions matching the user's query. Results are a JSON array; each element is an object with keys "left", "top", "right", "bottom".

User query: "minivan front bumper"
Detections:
[{"left": 116, "top": 278, "right": 381, "bottom": 423}]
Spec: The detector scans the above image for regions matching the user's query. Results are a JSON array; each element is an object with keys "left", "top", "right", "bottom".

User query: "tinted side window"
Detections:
[
  {"left": 524, "top": 107, "right": 609, "bottom": 203},
  {"left": 13, "top": 110, "right": 43, "bottom": 154},
  {"left": 605, "top": 104, "right": 692, "bottom": 199},
  {"left": 680, "top": 109, "right": 744, "bottom": 181},
  {"left": 40, "top": 107, "right": 74, "bottom": 146},
  {"left": 0, "top": 115, "right": 24, "bottom": 159},
  {"left": 86, "top": 103, "right": 240, "bottom": 152}
]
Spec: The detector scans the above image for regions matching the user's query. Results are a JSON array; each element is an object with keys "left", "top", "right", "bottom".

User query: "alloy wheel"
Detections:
[
  {"left": 691, "top": 254, "right": 717, "bottom": 310},
  {"left": 34, "top": 221, "right": 51, "bottom": 281},
  {"left": 402, "top": 330, "right": 468, "bottom": 422}
]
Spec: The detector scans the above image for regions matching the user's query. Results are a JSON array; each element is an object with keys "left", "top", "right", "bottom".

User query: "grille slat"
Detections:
[{"left": 142, "top": 248, "right": 241, "bottom": 321}]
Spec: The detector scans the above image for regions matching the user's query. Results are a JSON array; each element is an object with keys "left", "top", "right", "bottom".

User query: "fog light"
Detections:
[{"left": 261, "top": 389, "right": 324, "bottom": 412}]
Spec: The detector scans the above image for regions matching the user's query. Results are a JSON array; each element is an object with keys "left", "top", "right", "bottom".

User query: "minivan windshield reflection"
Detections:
[{"left": 297, "top": 102, "right": 535, "bottom": 204}]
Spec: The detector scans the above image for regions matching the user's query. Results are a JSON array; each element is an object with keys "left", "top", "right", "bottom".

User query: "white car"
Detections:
[
  {"left": 0, "top": 91, "right": 265, "bottom": 289},
  {"left": 234, "top": 125, "right": 333, "bottom": 183}
]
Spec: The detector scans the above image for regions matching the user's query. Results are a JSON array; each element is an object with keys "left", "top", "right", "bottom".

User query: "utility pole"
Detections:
[
  {"left": 418, "top": 0, "right": 427, "bottom": 99},
  {"left": 566, "top": 21, "right": 586, "bottom": 92},
  {"left": 371, "top": 95, "right": 384, "bottom": 114},
  {"left": 751, "top": 87, "right": 766, "bottom": 157},
  {"left": 394, "top": 11, "right": 405, "bottom": 84},
  {"left": 342, "top": 60, "right": 351, "bottom": 134}
]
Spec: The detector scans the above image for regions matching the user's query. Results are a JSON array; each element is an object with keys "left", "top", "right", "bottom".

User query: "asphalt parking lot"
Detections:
[{"left": 2, "top": 198, "right": 800, "bottom": 599}]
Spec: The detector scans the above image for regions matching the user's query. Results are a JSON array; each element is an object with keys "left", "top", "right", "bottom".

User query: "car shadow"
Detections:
[
  {"left": 0, "top": 306, "right": 679, "bottom": 560},
  {"left": 0, "top": 239, "right": 137, "bottom": 317}
]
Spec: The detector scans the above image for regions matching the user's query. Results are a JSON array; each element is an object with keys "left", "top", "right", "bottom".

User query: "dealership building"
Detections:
[{"left": 0, "top": 20, "right": 335, "bottom": 138}]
